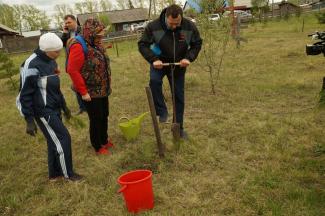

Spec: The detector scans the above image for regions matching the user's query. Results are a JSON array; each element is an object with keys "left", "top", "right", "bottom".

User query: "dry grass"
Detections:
[{"left": 0, "top": 14, "right": 324, "bottom": 215}]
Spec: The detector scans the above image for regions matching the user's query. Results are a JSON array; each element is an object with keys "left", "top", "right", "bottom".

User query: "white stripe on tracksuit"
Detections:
[
  {"left": 40, "top": 117, "right": 69, "bottom": 178},
  {"left": 16, "top": 53, "right": 38, "bottom": 116}
]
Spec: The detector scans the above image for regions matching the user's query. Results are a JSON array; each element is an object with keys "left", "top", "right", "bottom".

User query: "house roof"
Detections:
[
  {"left": 21, "top": 30, "right": 41, "bottom": 37},
  {"left": 77, "top": 8, "right": 148, "bottom": 25},
  {"left": 184, "top": 0, "right": 252, "bottom": 12},
  {"left": 278, "top": 1, "right": 299, "bottom": 7},
  {"left": 235, "top": 0, "right": 252, "bottom": 8},
  {"left": 0, "top": 23, "right": 19, "bottom": 35}
]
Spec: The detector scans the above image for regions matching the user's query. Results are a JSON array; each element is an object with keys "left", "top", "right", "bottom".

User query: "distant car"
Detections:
[
  {"left": 186, "top": 17, "right": 196, "bottom": 23},
  {"left": 223, "top": 10, "right": 253, "bottom": 21},
  {"left": 236, "top": 10, "right": 253, "bottom": 19},
  {"left": 209, "top": 14, "right": 221, "bottom": 21},
  {"left": 130, "top": 23, "right": 138, "bottom": 31},
  {"left": 134, "top": 21, "right": 150, "bottom": 31}
]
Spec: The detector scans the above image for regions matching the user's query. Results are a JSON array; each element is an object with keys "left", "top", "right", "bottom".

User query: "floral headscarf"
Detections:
[
  {"left": 82, "top": 18, "right": 105, "bottom": 50},
  {"left": 78, "top": 18, "right": 111, "bottom": 97}
]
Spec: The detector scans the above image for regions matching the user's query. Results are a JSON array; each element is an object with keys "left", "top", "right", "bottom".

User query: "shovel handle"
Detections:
[
  {"left": 118, "top": 185, "right": 127, "bottom": 193},
  {"left": 162, "top": 63, "right": 180, "bottom": 66}
]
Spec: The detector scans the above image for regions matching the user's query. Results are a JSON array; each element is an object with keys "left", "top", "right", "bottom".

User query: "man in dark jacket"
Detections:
[
  {"left": 61, "top": 15, "right": 82, "bottom": 47},
  {"left": 138, "top": 4, "right": 202, "bottom": 138},
  {"left": 61, "top": 14, "right": 86, "bottom": 115}
]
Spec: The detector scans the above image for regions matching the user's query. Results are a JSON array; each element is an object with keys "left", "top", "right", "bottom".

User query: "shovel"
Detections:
[{"left": 164, "top": 63, "right": 181, "bottom": 142}]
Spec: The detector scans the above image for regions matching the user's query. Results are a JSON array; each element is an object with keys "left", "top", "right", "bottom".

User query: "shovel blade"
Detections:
[{"left": 171, "top": 123, "right": 181, "bottom": 141}]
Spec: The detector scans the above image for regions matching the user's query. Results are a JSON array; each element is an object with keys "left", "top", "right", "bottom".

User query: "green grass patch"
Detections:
[{"left": 0, "top": 14, "right": 324, "bottom": 215}]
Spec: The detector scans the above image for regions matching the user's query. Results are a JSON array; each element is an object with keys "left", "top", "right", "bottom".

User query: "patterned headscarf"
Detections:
[
  {"left": 82, "top": 18, "right": 105, "bottom": 49},
  {"left": 77, "top": 18, "right": 111, "bottom": 98}
]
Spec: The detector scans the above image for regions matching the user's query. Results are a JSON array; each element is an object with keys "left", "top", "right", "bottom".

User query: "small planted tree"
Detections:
[
  {"left": 195, "top": 0, "right": 231, "bottom": 95},
  {"left": 0, "top": 51, "right": 19, "bottom": 90}
]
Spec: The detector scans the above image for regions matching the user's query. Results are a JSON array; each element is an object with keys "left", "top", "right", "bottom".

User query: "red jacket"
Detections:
[{"left": 67, "top": 44, "right": 88, "bottom": 96}]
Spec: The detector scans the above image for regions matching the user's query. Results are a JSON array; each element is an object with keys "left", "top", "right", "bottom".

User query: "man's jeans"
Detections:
[{"left": 149, "top": 65, "right": 185, "bottom": 128}]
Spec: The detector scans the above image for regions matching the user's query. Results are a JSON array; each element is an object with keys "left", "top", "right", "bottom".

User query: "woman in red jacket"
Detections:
[{"left": 67, "top": 18, "right": 113, "bottom": 155}]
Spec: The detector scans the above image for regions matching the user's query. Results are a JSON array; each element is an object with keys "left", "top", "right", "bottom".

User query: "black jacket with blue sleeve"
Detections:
[
  {"left": 138, "top": 8, "right": 202, "bottom": 65},
  {"left": 16, "top": 49, "right": 67, "bottom": 122}
]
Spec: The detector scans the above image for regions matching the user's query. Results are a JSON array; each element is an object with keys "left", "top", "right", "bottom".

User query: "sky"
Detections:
[
  {"left": 0, "top": 0, "right": 186, "bottom": 29},
  {"left": 2, "top": 0, "right": 96, "bottom": 15},
  {"left": 1, "top": 0, "right": 187, "bottom": 16}
]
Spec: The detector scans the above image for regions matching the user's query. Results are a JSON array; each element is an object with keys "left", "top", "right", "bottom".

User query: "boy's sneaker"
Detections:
[
  {"left": 68, "top": 173, "right": 83, "bottom": 182},
  {"left": 49, "top": 176, "right": 63, "bottom": 182},
  {"left": 96, "top": 147, "right": 110, "bottom": 155}
]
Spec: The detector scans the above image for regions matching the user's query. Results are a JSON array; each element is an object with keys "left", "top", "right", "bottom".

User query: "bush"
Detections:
[
  {"left": 0, "top": 51, "right": 19, "bottom": 90},
  {"left": 315, "top": 12, "right": 325, "bottom": 24}
]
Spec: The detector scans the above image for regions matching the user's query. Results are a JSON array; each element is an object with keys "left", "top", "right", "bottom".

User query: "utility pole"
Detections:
[
  {"left": 272, "top": 0, "right": 274, "bottom": 18},
  {"left": 148, "top": 0, "right": 152, "bottom": 19},
  {"left": 153, "top": 0, "right": 157, "bottom": 18},
  {"left": 231, "top": 0, "right": 236, "bottom": 37}
]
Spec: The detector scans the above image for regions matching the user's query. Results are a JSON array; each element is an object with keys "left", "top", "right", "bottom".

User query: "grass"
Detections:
[{"left": 0, "top": 14, "right": 324, "bottom": 215}]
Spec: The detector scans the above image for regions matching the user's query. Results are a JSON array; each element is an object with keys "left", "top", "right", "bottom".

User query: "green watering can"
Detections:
[{"left": 118, "top": 112, "right": 149, "bottom": 141}]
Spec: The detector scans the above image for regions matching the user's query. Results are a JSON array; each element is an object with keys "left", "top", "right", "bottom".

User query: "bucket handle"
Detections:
[
  {"left": 118, "top": 185, "right": 127, "bottom": 193},
  {"left": 119, "top": 117, "right": 130, "bottom": 123}
]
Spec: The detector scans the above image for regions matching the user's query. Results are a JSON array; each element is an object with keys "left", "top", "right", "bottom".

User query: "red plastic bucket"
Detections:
[{"left": 118, "top": 170, "right": 154, "bottom": 213}]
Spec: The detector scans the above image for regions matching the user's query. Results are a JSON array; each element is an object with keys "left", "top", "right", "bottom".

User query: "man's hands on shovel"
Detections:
[
  {"left": 153, "top": 60, "right": 163, "bottom": 69},
  {"left": 179, "top": 59, "right": 190, "bottom": 68},
  {"left": 153, "top": 59, "right": 190, "bottom": 69}
]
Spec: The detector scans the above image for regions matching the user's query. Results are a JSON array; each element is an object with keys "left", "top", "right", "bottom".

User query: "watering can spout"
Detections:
[
  {"left": 136, "top": 112, "right": 149, "bottom": 124},
  {"left": 118, "top": 112, "right": 149, "bottom": 141}
]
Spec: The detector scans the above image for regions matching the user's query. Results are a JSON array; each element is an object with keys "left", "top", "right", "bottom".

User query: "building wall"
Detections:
[
  {"left": 113, "top": 20, "right": 146, "bottom": 32},
  {"left": 0, "top": 32, "right": 18, "bottom": 39},
  {"left": 1, "top": 35, "right": 39, "bottom": 53},
  {"left": 280, "top": 4, "right": 300, "bottom": 17}
]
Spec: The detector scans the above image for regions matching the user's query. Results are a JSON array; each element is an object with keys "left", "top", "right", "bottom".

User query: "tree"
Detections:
[
  {"left": 0, "top": 4, "right": 19, "bottom": 30},
  {"left": 200, "top": 0, "right": 222, "bottom": 13},
  {"left": 12, "top": 5, "right": 23, "bottom": 33},
  {"left": 155, "top": 0, "right": 181, "bottom": 11},
  {"left": 100, "top": 0, "right": 113, "bottom": 11},
  {"left": 0, "top": 51, "right": 19, "bottom": 90},
  {"left": 134, "top": 0, "right": 147, "bottom": 8},
  {"left": 128, "top": 0, "right": 135, "bottom": 9},
  {"left": 196, "top": 0, "right": 231, "bottom": 95},
  {"left": 0, "top": 4, "right": 50, "bottom": 31},
  {"left": 148, "top": 0, "right": 184, "bottom": 16},
  {"left": 116, "top": 0, "right": 128, "bottom": 9},
  {"left": 21, "top": 5, "right": 50, "bottom": 30},
  {"left": 315, "top": 12, "right": 325, "bottom": 24},
  {"left": 74, "top": 0, "right": 100, "bottom": 14},
  {"left": 98, "top": 13, "right": 112, "bottom": 31},
  {"left": 184, "top": 7, "right": 198, "bottom": 18},
  {"left": 84, "top": 0, "right": 98, "bottom": 13},
  {"left": 53, "top": 4, "right": 74, "bottom": 29},
  {"left": 251, "top": 0, "right": 269, "bottom": 22},
  {"left": 38, "top": 11, "right": 51, "bottom": 30},
  {"left": 75, "top": 2, "right": 84, "bottom": 14}
]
